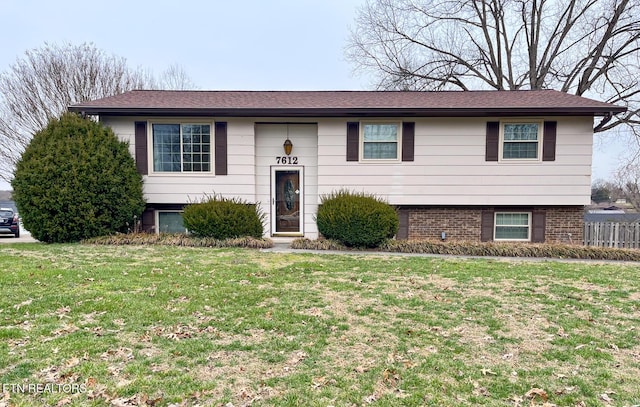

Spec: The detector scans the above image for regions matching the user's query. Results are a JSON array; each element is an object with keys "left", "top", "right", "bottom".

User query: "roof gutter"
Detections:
[{"left": 68, "top": 106, "right": 626, "bottom": 118}]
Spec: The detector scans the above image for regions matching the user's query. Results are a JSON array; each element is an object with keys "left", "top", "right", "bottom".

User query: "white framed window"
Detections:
[
  {"left": 494, "top": 212, "right": 531, "bottom": 241},
  {"left": 361, "top": 122, "right": 401, "bottom": 160},
  {"left": 156, "top": 211, "right": 186, "bottom": 234},
  {"left": 152, "top": 123, "right": 212, "bottom": 172},
  {"left": 500, "top": 122, "right": 542, "bottom": 160}
]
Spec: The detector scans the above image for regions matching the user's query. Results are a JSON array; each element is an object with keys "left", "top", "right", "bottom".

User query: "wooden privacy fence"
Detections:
[{"left": 584, "top": 222, "right": 640, "bottom": 248}]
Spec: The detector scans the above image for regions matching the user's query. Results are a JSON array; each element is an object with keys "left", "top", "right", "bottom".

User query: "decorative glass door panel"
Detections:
[{"left": 272, "top": 168, "right": 303, "bottom": 234}]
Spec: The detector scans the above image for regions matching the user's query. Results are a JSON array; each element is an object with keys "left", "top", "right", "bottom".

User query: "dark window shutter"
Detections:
[
  {"left": 402, "top": 122, "right": 415, "bottom": 162},
  {"left": 134, "top": 121, "right": 148, "bottom": 175},
  {"left": 346, "top": 122, "right": 359, "bottom": 161},
  {"left": 397, "top": 209, "right": 409, "bottom": 240},
  {"left": 542, "top": 121, "right": 557, "bottom": 161},
  {"left": 481, "top": 210, "right": 494, "bottom": 241},
  {"left": 486, "top": 122, "right": 499, "bottom": 161},
  {"left": 215, "top": 122, "right": 227, "bottom": 175},
  {"left": 531, "top": 211, "right": 546, "bottom": 242},
  {"left": 142, "top": 208, "right": 155, "bottom": 233}
]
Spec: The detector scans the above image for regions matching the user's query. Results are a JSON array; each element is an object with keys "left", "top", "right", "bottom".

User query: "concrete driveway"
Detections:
[{"left": 0, "top": 227, "right": 37, "bottom": 243}]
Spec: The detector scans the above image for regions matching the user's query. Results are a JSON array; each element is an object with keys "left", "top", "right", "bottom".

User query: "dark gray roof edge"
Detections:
[{"left": 68, "top": 106, "right": 623, "bottom": 118}]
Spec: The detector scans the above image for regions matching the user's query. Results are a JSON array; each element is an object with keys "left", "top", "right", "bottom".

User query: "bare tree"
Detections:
[
  {"left": 138, "top": 63, "right": 200, "bottom": 91},
  {"left": 347, "top": 0, "right": 640, "bottom": 135},
  {"left": 591, "top": 179, "right": 613, "bottom": 203},
  {"left": 157, "top": 64, "right": 199, "bottom": 91},
  {"left": 615, "top": 161, "right": 640, "bottom": 209},
  {"left": 0, "top": 42, "right": 197, "bottom": 183}
]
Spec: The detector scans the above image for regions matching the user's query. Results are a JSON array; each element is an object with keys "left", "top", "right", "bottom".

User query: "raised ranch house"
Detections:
[{"left": 69, "top": 90, "right": 625, "bottom": 243}]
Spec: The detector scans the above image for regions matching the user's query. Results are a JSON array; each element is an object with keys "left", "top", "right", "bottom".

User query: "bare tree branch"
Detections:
[
  {"left": 0, "top": 42, "right": 198, "bottom": 183},
  {"left": 615, "top": 159, "right": 640, "bottom": 209},
  {"left": 346, "top": 0, "right": 640, "bottom": 137}
]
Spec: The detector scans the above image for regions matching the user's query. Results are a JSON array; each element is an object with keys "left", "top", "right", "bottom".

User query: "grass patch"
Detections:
[{"left": 1, "top": 243, "right": 639, "bottom": 406}]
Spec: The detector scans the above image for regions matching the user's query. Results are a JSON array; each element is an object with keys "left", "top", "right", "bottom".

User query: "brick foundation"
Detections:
[
  {"left": 400, "top": 206, "right": 584, "bottom": 244},
  {"left": 407, "top": 208, "right": 481, "bottom": 241},
  {"left": 544, "top": 207, "right": 584, "bottom": 244}
]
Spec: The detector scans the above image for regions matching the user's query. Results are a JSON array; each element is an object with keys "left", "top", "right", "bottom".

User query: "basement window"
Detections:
[
  {"left": 156, "top": 211, "right": 186, "bottom": 234},
  {"left": 494, "top": 212, "right": 531, "bottom": 241}
]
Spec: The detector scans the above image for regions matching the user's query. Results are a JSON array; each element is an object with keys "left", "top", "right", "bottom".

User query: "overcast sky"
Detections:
[{"left": 0, "top": 0, "right": 627, "bottom": 190}]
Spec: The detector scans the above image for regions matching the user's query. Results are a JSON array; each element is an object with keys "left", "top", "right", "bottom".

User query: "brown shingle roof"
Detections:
[{"left": 69, "top": 89, "right": 625, "bottom": 117}]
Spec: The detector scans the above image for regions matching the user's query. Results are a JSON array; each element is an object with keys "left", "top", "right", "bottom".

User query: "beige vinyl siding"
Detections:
[
  {"left": 317, "top": 117, "right": 592, "bottom": 206},
  {"left": 103, "top": 115, "right": 593, "bottom": 222},
  {"left": 102, "top": 117, "right": 137, "bottom": 157},
  {"left": 101, "top": 117, "right": 256, "bottom": 204}
]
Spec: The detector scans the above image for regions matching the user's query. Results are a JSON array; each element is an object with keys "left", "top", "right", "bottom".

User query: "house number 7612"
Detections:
[{"left": 276, "top": 156, "right": 298, "bottom": 164}]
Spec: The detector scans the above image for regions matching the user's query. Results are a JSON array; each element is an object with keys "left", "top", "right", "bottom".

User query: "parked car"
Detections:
[{"left": 0, "top": 207, "right": 20, "bottom": 238}]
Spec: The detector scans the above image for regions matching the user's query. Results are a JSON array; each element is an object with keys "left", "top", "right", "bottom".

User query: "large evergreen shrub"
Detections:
[
  {"left": 11, "top": 113, "right": 145, "bottom": 243},
  {"left": 316, "top": 190, "right": 399, "bottom": 247},
  {"left": 182, "top": 195, "right": 265, "bottom": 239}
]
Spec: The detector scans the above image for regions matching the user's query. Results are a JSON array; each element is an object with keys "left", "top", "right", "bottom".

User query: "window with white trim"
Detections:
[
  {"left": 157, "top": 211, "right": 186, "bottom": 234},
  {"left": 501, "top": 122, "right": 541, "bottom": 160},
  {"left": 494, "top": 212, "right": 531, "bottom": 241},
  {"left": 362, "top": 123, "right": 400, "bottom": 160},
  {"left": 152, "top": 123, "right": 211, "bottom": 172}
]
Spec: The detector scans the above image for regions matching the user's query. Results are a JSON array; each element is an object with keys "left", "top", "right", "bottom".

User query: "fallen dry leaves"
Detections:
[{"left": 13, "top": 298, "right": 33, "bottom": 310}]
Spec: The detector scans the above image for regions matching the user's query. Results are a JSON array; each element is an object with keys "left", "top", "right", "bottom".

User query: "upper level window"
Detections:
[
  {"left": 362, "top": 123, "right": 400, "bottom": 160},
  {"left": 501, "top": 123, "right": 540, "bottom": 160},
  {"left": 152, "top": 123, "right": 211, "bottom": 172}
]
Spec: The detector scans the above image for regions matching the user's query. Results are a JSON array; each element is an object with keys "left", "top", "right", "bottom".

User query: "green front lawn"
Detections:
[{"left": 1, "top": 243, "right": 639, "bottom": 406}]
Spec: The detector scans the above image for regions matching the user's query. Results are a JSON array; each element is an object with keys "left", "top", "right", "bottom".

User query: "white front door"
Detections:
[{"left": 271, "top": 166, "right": 304, "bottom": 235}]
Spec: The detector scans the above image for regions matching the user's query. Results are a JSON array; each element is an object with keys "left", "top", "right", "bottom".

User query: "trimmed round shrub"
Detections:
[
  {"left": 316, "top": 190, "right": 399, "bottom": 247},
  {"left": 11, "top": 112, "right": 145, "bottom": 243},
  {"left": 182, "top": 195, "right": 264, "bottom": 239}
]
